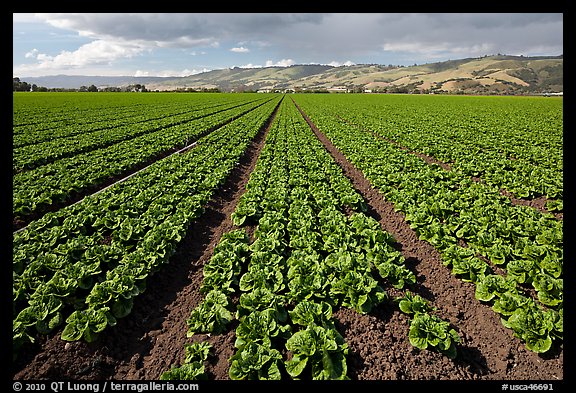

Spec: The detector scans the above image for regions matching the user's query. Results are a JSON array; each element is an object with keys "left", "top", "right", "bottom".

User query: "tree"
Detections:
[
  {"left": 13, "top": 77, "right": 31, "bottom": 92},
  {"left": 124, "top": 84, "right": 147, "bottom": 92},
  {"left": 87, "top": 84, "right": 98, "bottom": 92}
]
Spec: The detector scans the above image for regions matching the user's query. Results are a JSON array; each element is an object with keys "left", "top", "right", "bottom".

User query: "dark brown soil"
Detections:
[
  {"left": 11, "top": 99, "right": 279, "bottom": 381},
  {"left": 12, "top": 97, "right": 563, "bottom": 384},
  {"left": 293, "top": 99, "right": 563, "bottom": 381}
]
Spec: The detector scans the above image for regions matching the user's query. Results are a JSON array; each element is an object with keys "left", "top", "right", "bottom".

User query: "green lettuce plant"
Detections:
[
  {"left": 161, "top": 341, "right": 212, "bottom": 380},
  {"left": 186, "top": 289, "right": 233, "bottom": 336},
  {"left": 396, "top": 291, "right": 460, "bottom": 359},
  {"left": 61, "top": 306, "right": 115, "bottom": 342},
  {"left": 502, "top": 305, "right": 558, "bottom": 353},
  {"left": 408, "top": 313, "right": 461, "bottom": 359},
  {"left": 234, "top": 308, "right": 291, "bottom": 349},
  {"left": 285, "top": 325, "right": 349, "bottom": 380},
  {"left": 229, "top": 341, "right": 283, "bottom": 380},
  {"left": 284, "top": 301, "right": 350, "bottom": 380}
]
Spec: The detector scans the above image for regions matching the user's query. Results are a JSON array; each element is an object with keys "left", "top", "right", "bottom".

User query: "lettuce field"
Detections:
[{"left": 12, "top": 92, "right": 563, "bottom": 382}]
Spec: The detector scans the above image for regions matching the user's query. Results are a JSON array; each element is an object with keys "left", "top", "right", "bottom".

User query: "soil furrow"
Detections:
[
  {"left": 12, "top": 97, "right": 282, "bottom": 381},
  {"left": 291, "top": 98, "right": 563, "bottom": 380},
  {"left": 335, "top": 114, "right": 557, "bottom": 309},
  {"left": 13, "top": 96, "right": 278, "bottom": 232},
  {"left": 12, "top": 95, "right": 562, "bottom": 382}
]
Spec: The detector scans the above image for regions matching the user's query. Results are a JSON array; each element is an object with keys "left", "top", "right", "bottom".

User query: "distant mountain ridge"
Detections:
[{"left": 20, "top": 54, "right": 563, "bottom": 94}]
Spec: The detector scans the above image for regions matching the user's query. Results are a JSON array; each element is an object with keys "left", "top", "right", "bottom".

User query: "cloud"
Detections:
[
  {"left": 25, "top": 49, "right": 39, "bottom": 58},
  {"left": 239, "top": 63, "right": 262, "bottom": 69},
  {"left": 230, "top": 46, "right": 250, "bottom": 53},
  {"left": 13, "top": 13, "right": 43, "bottom": 23},
  {"left": 327, "top": 60, "right": 355, "bottom": 67},
  {"left": 420, "top": 13, "right": 563, "bottom": 29},
  {"left": 27, "top": 14, "right": 563, "bottom": 59},
  {"left": 27, "top": 14, "right": 562, "bottom": 58},
  {"left": 382, "top": 42, "right": 495, "bottom": 58},
  {"left": 15, "top": 39, "right": 149, "bottom": 76},
  {"left": 135, "top": 68, "right": 210, "bottom": 77},
  {"left": 237, "top": 59, "right": 354, "bottom": 69},
  {"left": 265, "top": 59, "right": 295, "bottom": 67},
  {"left": 15, "top": 13, "right": 562, "bottom": 76},
  {"left": 374, "top": 13, "right": 562, "bottom": 60},
  {"left": 33, "top": 39, "right": 146, "bottom": 67},
  {"left": 33, "top": 13, "right": 327, "bottom": 48},
  {"left": 237, "top": 59, "right": 295, "bottom": 68}
]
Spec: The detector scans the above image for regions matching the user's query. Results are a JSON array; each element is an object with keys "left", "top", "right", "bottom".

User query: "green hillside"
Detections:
[
  {"left": 146, "top": 55, "right": 563, "bottom": 94},
  {"left": 153, "top": 64, "right": 334, "bottom": 91}
]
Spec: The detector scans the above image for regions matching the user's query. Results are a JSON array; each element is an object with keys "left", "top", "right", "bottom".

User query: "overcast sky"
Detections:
[{"left": 13, "top": 13, "right": 563, "bottom": 78}]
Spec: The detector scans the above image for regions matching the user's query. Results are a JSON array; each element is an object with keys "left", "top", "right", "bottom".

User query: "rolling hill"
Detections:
[
  {"left": 21, "top": 54, "right": 563, "bottom": 95},
  {"left": 152, "top": 64, "right": 334, "bottom": 91}
]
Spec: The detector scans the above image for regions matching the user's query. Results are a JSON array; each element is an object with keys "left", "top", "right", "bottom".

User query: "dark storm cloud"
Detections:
[
  {"left": 32, "top": 13, "right": 563, "bottom": 67},
  {"left": 37, "top": 13, "right": 330, "bottom": 46},
  {"left": 424, "top": 13, "right": 563, "bottom": 29},
  {"left": 365, "top": 13, "right": 563, "bottom": 61}
]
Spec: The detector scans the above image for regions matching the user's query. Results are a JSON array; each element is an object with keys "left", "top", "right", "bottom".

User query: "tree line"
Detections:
[{"left": 13, "top": 78, "right": 147, "bottom": 92}]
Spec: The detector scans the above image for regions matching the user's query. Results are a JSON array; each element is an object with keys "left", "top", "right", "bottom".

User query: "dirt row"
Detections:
[
  {"left": 12, "top": 98, "right": 281, "bottom": 380},
  {"left": 13, "top": 97, "right": 563, "bottom": 382},
  {"left": 13, "top": 97, "right": 277, "bottom": 232},
  {"left": 293, "top": 99, "right": 563, "bottom": 380}
]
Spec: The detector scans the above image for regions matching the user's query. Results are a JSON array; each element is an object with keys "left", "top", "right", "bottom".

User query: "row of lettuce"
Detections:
[
  {"left": 292, "top": 94, "right": 562, "bottom": 355},
  {"left": 161, "top": 98, "right": 461, "bottom": 380},
  {"left": 316, "top": 94, "right": 563, "bottom": 209},
  {"left": 13, "top": 94, "right": 274, "bottom": 225},
  {"left": 12, "top": 95, "right": 283, "bottom": 358},
  {"left": 13, "top": 96, "right": 264, "bottom": 172},
  {"left": 12, "top": 93, "right": 562, "bottom": 378},
  {"left": 13, "top": 92, "right": 253, "bottom": 147}
]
